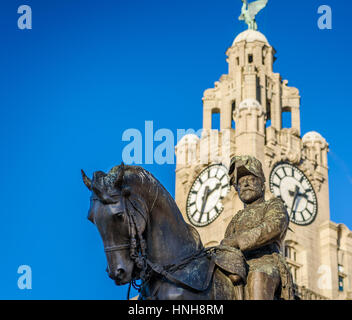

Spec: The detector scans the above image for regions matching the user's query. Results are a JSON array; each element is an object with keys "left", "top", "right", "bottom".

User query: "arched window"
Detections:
[
  {"left": 231, "top": 101, "right": 236, "bottom": 129},
  {"left": 211, "top": 108, "right": 220, "bottom": 130},
  {"left": 282, "top": 106, "right": 292, "bottom": 128},
  {"left": 266, "top": 100, "right": 272, "bottom": 128},
  {"left": 284, "top": 242, "right": 300, "bottom": 284}
]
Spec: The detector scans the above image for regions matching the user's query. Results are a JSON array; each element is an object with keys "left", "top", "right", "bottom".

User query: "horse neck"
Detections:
[{"left": 145, "top": 187, "right": 202, "bottom": 265}]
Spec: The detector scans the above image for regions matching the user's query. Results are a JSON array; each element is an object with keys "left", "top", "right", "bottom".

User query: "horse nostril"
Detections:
[
  {"left": 116, "top": 268, "right": 125, "bottom": 278},
  {"left": 108, "top": 268, "right": 125, "bottom": 280}
]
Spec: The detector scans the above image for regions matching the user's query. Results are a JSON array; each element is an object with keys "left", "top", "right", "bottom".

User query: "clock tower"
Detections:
[{"left": 174, "top": 26, "right": 352, "bottom": 299}]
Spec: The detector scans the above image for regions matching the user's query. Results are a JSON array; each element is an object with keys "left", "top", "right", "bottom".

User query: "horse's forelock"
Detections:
[
  {"left": 108, "top": 165, "right": 155, "bottom": 186},
  {"left": 91, "top": 165, "right": 151, "bottom": 190},
  {"left": 92, "top": 165, "right": 165, "bottom": 207}
]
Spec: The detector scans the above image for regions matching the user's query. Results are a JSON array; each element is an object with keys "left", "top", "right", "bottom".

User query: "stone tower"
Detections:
[{"left": 175, "top": 29, "right": 352, "bottom": 300}]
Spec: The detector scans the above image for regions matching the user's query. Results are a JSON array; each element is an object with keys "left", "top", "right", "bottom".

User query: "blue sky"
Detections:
[{"left": 1, "top": 0, "right": 351, "bottom": 299}]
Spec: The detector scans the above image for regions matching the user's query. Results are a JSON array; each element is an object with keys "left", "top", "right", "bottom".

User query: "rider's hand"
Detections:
[
  {"left": 221, "top": 236, "right": 239, "bottom": 248},
  {"left": 229, "top": 274, "right": 242, "bottom": 285}
]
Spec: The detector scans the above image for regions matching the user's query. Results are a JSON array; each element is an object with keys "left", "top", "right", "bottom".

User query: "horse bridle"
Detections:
[
  {"left": 101, "top": 186, "right": 160, "bottom": 299},
  {"left": 104, "top": 243, "right": 130, "bottom": 253},
  {"left": 102, "top": 187, "right": 211, "bottom": 300},
  {"left": 103, "top": 188, "right": 157, "bottom": 254}
]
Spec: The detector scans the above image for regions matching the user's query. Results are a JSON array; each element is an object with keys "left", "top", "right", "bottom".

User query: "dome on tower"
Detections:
[
  {"left": 177, "top": 134, "right": 199, "bottom": 146},
  {"left": 233, "top": 29, "right": 269, "bottom": 46},
  {"left": 302, "top": 131, "right": 327, "bottom": 145}
]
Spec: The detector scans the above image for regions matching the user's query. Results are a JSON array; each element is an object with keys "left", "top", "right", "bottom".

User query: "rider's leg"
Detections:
[{"left": 247, "top": 271, "right": 280, "bottom": 300}]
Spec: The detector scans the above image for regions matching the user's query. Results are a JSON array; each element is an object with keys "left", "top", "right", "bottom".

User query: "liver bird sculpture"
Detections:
[{"left": 239, "top": 0, "right": 268, "bottom": 30}]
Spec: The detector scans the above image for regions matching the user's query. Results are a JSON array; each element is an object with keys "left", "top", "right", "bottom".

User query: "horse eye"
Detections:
[
  {"left": 113, "top": 212, "right": 124, "bottom": 220},
  {"left": 122, "top": 188, "right": 131, "bottom": 197}
]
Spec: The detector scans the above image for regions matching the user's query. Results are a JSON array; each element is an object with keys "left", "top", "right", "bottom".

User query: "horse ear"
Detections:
[{"left": 81, "top": 169, "right": 92, "bottom": 190}]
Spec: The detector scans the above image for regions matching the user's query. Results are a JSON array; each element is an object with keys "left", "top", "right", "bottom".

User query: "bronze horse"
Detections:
[{"left": 81, "top": 164, "right": 245, "bottom": 300}]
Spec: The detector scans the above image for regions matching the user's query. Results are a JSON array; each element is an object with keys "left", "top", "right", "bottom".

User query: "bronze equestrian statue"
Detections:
[
  {"left": 81, "top": 156, "right": 295, "bottom": 300},
  {"left": 81, "top": 163, "right": 246, "bottom": 300}
]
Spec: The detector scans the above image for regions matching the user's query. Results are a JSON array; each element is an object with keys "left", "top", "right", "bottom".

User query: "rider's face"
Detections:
[{"left": 236, "top": 174, "right": 264, "bottom": 204}]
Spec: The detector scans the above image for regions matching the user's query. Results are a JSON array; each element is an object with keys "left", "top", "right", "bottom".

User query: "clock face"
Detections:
[
  {"left": 269, "top": 163, "right": 318, "bottom": 226},
  {"left": 186, "top": 164, "right": 231, "bottom": 227}
]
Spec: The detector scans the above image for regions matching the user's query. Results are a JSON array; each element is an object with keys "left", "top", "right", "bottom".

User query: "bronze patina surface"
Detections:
[
  {"left": 81, "top": 157, "right": 294, "bottom": 300},
  {"left": 82, "top": 164, "right": 245, "bottom": 300},
  {"left": 220, "top": 155, "right": 295, "bottom": 300}
]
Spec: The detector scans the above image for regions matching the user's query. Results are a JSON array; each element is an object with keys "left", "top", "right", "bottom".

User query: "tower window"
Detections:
[
  {"left": 285, "top": 246, "right": 290, "bottom": 259},
  {"left": 236, "top": 57, "right": 240, "bottom": 65},
  {"left": 248, "top": 54, "right": 253, "bottom": 63},
  {"left": 231, "top": 101, "right": 236, "bottom": 129},
  {"left": 262, "top": 47, "right": 267, "bottom": 65},
  {"left": 282, "top": 107, "right": 292, "bottom": 128},
  {"left": 284, "top": 245, "right": 297, "bottom": 262},
  {"left": 266, "top": 101, "right": 271, "bottom": 128},
  {"left": 284, "top": 244, "right": 299, "bottom": 284},
  {"left": 211, "top": 110, "right": 220, "bottom": 131},
  {"left": 338, "top": 276, "right": 344, "bottom": 292}
]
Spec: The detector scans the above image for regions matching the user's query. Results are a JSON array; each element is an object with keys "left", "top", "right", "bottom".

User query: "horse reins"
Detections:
[
  {"left": 102, "top": 186, "right": 158, "bottom": 299},
  {"left": 104, "top": 244, "right": 130, "bottom": 253},
  {"left": 104, "top": 185, "right": 211, "bottom": 300}
]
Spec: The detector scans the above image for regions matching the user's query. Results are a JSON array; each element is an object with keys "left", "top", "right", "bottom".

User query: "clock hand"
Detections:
[
  {"left": 207, "top": 183, "right": 222, "bottom": 196},
  {"left": 289, "top": 185, "right": 300, "bottom": 218},
  {"left": 199, "top": 183, "right": 223, "bottom": 222},
  {"left": 297, "top": 192, "right": 308, "bottom": 199},
  {"left": 288, "top": 189, "right": 296, "bottom": 197},
  {"left": 289, "top": 183, "right": 308, "bottom": 199},
  {"left": 199, "top": 186, "right": 210, "bottom": 220}
]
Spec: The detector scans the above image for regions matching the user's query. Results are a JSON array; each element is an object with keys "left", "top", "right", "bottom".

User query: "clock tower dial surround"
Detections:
[
  {"left": 186, "top": 164, "right": 230, "bottom": 227},
  {"left": 269, "top": 163, "right": 318, "bottom": 226}
]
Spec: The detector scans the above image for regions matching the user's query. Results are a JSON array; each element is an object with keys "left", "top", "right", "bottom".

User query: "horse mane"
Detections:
[
  {"left": 109, "top": 165, "right": 159, "bottom": 188},
  {"left": 105, "top": 165, "right": 172, "bottom": 201}
]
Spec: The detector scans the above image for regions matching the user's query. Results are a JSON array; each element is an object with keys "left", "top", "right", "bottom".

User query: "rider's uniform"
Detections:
[{"left": 223, "top": 196, "right": 295, "bottom": 300}]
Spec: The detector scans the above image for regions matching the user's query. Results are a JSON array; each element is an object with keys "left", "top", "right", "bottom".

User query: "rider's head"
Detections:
[{"left": 229, "top": 155, "right": 265, "bottom": 204}]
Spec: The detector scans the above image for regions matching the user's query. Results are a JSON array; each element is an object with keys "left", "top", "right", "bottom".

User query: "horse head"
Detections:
[{"left": 81, "top": 163, "right": 157, "bottom": 285}]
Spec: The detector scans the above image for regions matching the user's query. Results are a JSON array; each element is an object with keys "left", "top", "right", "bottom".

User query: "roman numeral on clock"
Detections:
[{"left": 300, "top": 212, "right": 306, "bottom": 222}]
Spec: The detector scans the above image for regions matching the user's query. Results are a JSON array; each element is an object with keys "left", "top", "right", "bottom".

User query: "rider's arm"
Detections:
[
  {"left": 221, "top": 215, "right": 240, "bottom": 248},
  {"left": 235, "top": 198, "right": 289, "bottom": 252}
]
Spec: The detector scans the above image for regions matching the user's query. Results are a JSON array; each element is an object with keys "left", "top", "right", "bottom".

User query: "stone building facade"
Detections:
[{"left": 175, "top": 29, "right": 352, "bottom": 300}]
